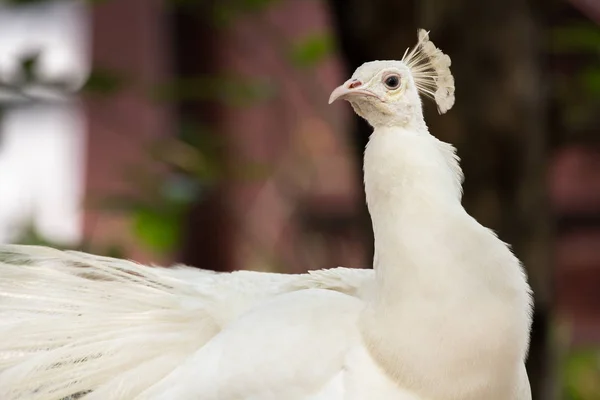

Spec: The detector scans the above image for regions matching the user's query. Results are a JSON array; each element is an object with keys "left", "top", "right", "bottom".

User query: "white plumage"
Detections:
[
  {"left": 0, "top": 247, "right": 372, "bottom": 399},
  {"left": 0, "top": 30, "right": 533, "bottom": 400}
]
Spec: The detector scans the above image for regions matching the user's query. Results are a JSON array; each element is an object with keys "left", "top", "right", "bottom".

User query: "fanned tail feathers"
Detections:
[
  {"left": 0, "top": 245, "right": 219, "bottom": 400},
  {"left": 0, "top": 245, "right": 372, "bottom": 400}
]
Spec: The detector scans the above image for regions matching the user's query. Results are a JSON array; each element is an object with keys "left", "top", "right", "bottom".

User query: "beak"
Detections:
[{"left": 328, "top": 79, "right": 379, "bottom": 104}]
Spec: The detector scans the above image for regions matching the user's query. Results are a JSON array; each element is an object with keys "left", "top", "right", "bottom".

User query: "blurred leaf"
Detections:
[
  {"left": 230, "top": 160, "right": 272, "bottom": 180},
  {"left": 175, "top": 124, "right": 226, "bottom": 179},
  {"left": 133, "top": 207, "right": 182, "bottom": 253},
  {"left": 99, "top": 245, "right": 127, "bottom": 260},
  {"left": 563, "top": 348, "right": 600, "bottom": 400},
  {"left": 210, "top": 0, "right": 281, "bottom": 26},
  {"left": 12, "top": 222, "right": 76, "bottom": 250},
  {"left": 242, "top": 0, "right": 279, "bottom": 10},
  {"left": 152, "top": 75, "right": 275, "bottom": 106},
  {"left": 19, "top": 52, "right": 40, "bottom": 84},
  {"left": 178, "top": 120, "right": 218, "bottom": 148},
  {"left": 8, "top": 222, "right": 127, "bottom": 262},
  {"left": 552, "top": 25, "right": 600, "bottom": 54},
  {"left": 289, "top": 33, "right": 334, "bottom": 68},
  {"left": 581, "top": 68, "right": 600, "bottom": 96},
  {"left": 148, "top": 139, "right": 223, "bottom": 181},
  {"left": 82, "top": 69, "right": 127, "bottom": 96}
]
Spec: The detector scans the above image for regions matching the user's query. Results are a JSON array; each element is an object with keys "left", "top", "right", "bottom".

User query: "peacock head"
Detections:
[{"left": 329, "top": 30, "right": 455, "bottom": 128}]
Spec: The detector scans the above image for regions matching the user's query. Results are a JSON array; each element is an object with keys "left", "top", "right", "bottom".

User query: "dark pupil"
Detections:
[{"left": 385, "top": 76, "right": 399, "bottom": 88}]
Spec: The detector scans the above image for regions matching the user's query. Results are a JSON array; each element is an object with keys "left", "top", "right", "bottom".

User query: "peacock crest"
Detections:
[{"left": 402, "top": 29, "right": 455, "bottom": 114}]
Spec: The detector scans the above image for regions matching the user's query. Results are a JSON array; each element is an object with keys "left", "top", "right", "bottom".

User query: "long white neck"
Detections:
[
  {"left": 364, "top": 125, "right": 463, "bottom": 290},
  {"left": 360, "top": 125, "right": 532, "bottom": 400}
]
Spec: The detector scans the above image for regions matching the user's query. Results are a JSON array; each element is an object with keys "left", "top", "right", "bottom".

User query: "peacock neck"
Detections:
[
  {"left": 363, "top": 125, "right": 465, "bottom": 293},
  {"left": 358, "top": 124, "right": 532, "bottom": 400}
]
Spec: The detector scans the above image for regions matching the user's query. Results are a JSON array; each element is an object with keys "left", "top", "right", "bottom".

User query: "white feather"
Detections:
[
  {"left": 0, "top": 245, "right": 371, "bottom": 400},
  {"left": 403, "top": 29, "right": 455, "bottom": 114}
]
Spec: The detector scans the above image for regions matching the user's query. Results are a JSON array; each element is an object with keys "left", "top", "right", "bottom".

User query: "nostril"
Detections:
[{"left": 348, "top": 80, "right": 362, "bottom": 89}]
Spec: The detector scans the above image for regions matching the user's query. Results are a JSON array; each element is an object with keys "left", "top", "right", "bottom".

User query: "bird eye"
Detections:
[{"left": 384, "top": 75, "right": 401, "bottom": 90}]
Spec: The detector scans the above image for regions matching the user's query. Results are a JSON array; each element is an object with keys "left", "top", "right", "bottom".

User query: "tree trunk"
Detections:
[{"left": 170, "top": 3, "right": 234, "bottom": 271}]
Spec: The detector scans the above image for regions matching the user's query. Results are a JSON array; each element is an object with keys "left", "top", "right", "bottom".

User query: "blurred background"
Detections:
[{"left": 0, "top": 0, "right": 598, "bottom": 398}]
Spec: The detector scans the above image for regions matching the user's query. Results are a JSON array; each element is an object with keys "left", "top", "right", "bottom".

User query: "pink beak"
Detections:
[{"left": 328, "top": 79, "right": 380, "bottom": 104}]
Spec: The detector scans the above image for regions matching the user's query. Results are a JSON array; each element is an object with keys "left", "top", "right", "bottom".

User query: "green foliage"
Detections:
[
  {"left": 210, "top": 0, "right": 281, "bottom": 26},
  {"left": 165, "top": 0, "right": 282, "bottom": 26},
  {"left": 289, "top": 33, "right": 334, "bottom": 68},
  {"left": 82, "top": 69, "right": 127, "bottom": 96},
  {"left": 98, "top": 187, "right": 188, "bottom": 255},
  {"left": 563, "top": 348, "right": 600, "bottom": 400},
  {"left": 12, "top": 222, "right": 127, "bottom": 259},
  {"left": 580, "top": 67, "right": 600, "bottom": 96},
  {"left": 133, "top": 206, "right": 182, "bottom": 253},
  {"left": 553, "top": 25, "right": 600, "bottom": 54},
  {"left": 17, "top": 52, "right": 40, "bottom": 84},
  {"left": 94, "top": 126, "right": 222, "bottom": 254},
  {"left": 152, "top": 75, "right": 276, "bottom": 107},
  {"left": 12, "top": 222, "right": 78, "bottom": 250},
  {"left": 4, "top": 0, "right": 331, "bottom": 260},
  {"left": 551, "top": 21, "right": 600, "bottom": 145}
]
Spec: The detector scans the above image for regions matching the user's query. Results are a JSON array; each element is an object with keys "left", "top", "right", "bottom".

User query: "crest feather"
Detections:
[{"left": 402, "top": 29, "right": 455, "bottom": 114}]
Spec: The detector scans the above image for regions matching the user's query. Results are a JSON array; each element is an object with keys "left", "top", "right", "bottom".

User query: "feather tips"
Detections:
[
  {"left": 0, "top": 245, "right": 219, "bottom": 400},
  {"left": 403, "top": 29, "right": 455, "bottom": 114}
]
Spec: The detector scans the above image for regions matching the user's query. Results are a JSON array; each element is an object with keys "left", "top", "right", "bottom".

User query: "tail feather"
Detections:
[
  {"left": 0, "top": 245, "right": 220, "bottom": 400},
  {"left": 0, "top": 245, "right": 373, "bottom": 399},
  {"left": 83, "top": 354, "right": 186, "bottom": 400}
]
